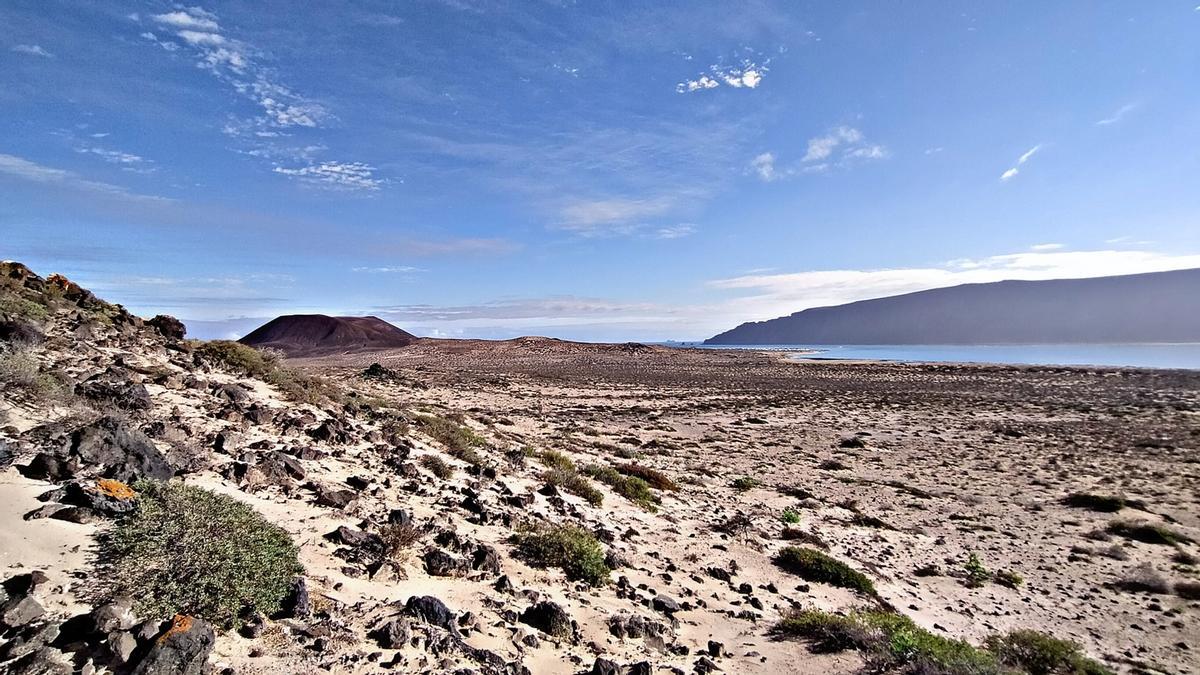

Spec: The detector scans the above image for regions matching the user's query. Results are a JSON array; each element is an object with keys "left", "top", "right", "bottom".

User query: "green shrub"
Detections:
[
  {"left": 94, "top": 481, "right": 302, "bottom": 628},
  {"left": 1106, "top": 520, "right": 1192, "bottom": 546},
  {"left": 781, "top": 507, "right": 802, "bottom": 524},
  {"left": 583, "top": 464, "right": 659, "bottom": 511},
  {"left": 731, "top": 476, "right": 762, "bottom": 491},
  {"left": 542, "top": 468, "right": 603, "bottom": 506},
  {"left": 420, "top": 454, "right": 454, "bottom": 479},
  {"left": 964, "top": 553, "right": 992, "bottom": 588},
  {"left": 537, "top": 449, "right": 577, "bottom": 472},
  {"left": 775, "top": 608, "right": 999, "bottom": 673},
  {"left": 193, "top": 340, "right": 277, "bottom": 378},
  {"left": 774, "top": 546, "right": 876, "bottom": 595},
  {"left": 986, "top": 630, "right": 1113, "bottom": 675},
  {"left": 418, "top": 414, "right": 486, "bottom": 465},
  {"left": 0, "top": 296, "right": 50, "bottom": 321},
  {"left": 513, "top": 523, "right": 611, "bottom": 586},
  {"left": 614, "top": 463, "right": 678, "bottom": 491}
]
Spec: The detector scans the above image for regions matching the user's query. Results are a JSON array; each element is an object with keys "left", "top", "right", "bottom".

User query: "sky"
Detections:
[{"left": 2, "top": 1, "right": 1199, "bottom": 341}]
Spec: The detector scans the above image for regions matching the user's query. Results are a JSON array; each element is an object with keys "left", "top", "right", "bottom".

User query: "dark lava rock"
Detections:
[
  {"left": 147, "top": 315, "right": 186, "bottom": 340},
  {"left": 372, "top": 617, "right": 412, "bottom": 649},
  {"left": 1, "top": 596, "right": 45, "bottom": 629},
  {"left": 313, "top": 484, "right": 357, "bottom": 509},
  {"left": 608, "top": 614, "right": 668, "bottom": 641},
  {"left": 22, "top": 416, "right": 173, "bottom": 483},
  {"left": 423, "top": 549, "right": 467, "bottom": 577},
  {"left": 276, "top": 577, "right": 311, "bottom": 619},
  {"left": 130, "top": 615, "right": 214, "bottom": 675},
  {"left": 519, "top": 601, "right": 576, "bottom": 640},
  {"left": 75, "top": 376, "right": 152, "bottom": 411},
  {"left": 403, "top": 596, "right": 459, "bottom": 636},
  {"left": 652, "top": 595, "right": 682, "bottom": 616},
  {"left": 591, "top": 657, "right": 621, "bottom": 675}
]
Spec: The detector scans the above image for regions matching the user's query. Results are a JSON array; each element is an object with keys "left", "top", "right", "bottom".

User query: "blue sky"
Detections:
[{"left": 3, "top": 1, "right": 1199, "bottom": 341}]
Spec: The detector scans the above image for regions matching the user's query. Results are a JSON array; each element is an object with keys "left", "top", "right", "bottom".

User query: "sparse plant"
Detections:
[
  {"left": 379, "top": 522, "right": 424, "bottom": 561},
  {"left": 1176, "top": 581, "right": 1200, "bottom": 600},
  {"left": 986, "top": 629, "right": 1114, "bottom": 675},
  {"left": 583, "top": 464, "right": 659, "bottom": 511},
  {"left": 1062, "top": 493, "right": 1126, "bottom": 513},
  {"left": 1106, "top": 520, "right": 1192, "bottom": 546},
  {"left": 512, "top": 523, "right": 611, "bottom": 586},
  {"left": 542, "top": 467, "right": 603, "bottom": 506},
  {"left": 731, "top": 476, "right": 762, "bottom": 491},
  {"left": 614, "top": 463, "right": 678, "bottom": 491},
  {"left": 781, "top": 507, "right": 801, "bottom": 524},
  {"left": 1112, "top": 562, "right": 1171, "bottom": 594},
  {"left": 537, "top": 448, "right": 576, "bottom": 472},
  {"left": 964, "top": 553, "right": 992, "bottom": 588},
  {"left": 774, "top": 546, "right": 876, "bottom": 595},
  {"left": 418, "top": 414, "right": 486, "bottom": 465},
  {"left": 420, "top": 454, "right": 454, "bottom": 479},
  {"left": 93, "top": 481, "right": 302, "bottom": 629},
  {"left": 995, "top": 569, "right": 1024, "bottom": 589}
]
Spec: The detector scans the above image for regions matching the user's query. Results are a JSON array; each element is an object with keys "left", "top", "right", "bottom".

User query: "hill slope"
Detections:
[
  {"left": 240, "top": 314, "right": 417, "bottom": 356},
  {"left": 706, "top": 268, "right": 1200, "bottom": 345}
]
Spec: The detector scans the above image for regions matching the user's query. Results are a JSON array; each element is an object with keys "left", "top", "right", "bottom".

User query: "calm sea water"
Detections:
[{"left": 671, "top": 343, "right": 1200, "bottom": 370}]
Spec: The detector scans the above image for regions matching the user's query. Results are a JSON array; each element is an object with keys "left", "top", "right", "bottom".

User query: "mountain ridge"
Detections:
[{"left": 706, "top": 268, "right": 1200, "bottom": 345}]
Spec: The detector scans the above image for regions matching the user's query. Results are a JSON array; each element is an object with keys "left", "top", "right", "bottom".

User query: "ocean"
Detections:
[{"left": 672, "top": 343, "right": 1200, "bottom": 370}]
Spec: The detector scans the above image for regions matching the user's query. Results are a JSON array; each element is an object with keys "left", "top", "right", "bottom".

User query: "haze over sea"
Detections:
[{"left": 681, "top": 343, "right": 1200, "bottom": 370}]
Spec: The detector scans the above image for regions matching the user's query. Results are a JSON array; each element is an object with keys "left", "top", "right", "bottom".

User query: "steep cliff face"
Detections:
[{"left": 707, "top": 268, "right": 1200, "bottom": 345}]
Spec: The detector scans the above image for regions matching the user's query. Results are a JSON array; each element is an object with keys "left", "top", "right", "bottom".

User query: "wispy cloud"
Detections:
[
  {"left": 74, "top": 146, "right": 154, "bottom": 171},
  {"left": 554, "top": 195, "right": 678, "bottom": 236},
  {"left": 273, "top": 161, "right": 385, "bottom": 191},
  {"left": 676, "top": 54, "right": 770, "bottom": 93},
  {"left": 753, "top": 127, "right": 887, "bottom": 181},
  {"left": 652, "top": 224, "right": 696, "bottom": 240},
  {"left": 11, "top": 44, "right": 53, "bottom": 58},
  {"left": 1096, "top": 103, "right": 1138, "bottom": 126},
  {"left": 136, "top": 7, "right": 380, "bottom": 190},
  {"left": 1000, "top": 144, "right": 1042, "bottom": 182},
  {"left": 0, "top": 153, "right": 172, "bottom": 204},
  {"left": 351, "top": 266, "right": 423, "bottom": 273}
]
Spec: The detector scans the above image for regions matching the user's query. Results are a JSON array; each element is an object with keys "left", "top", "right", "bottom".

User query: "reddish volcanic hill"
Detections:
[{"left": 239, "top": 314, "right": 417, "bottom": 356}]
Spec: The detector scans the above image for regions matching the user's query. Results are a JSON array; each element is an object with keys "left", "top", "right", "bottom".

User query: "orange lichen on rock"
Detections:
[
  {"left": 94, "top": 479, "right": 137, "bottom": 500},
  {"left": 159, "top": 614, "right": 194, "bottom": 643}
]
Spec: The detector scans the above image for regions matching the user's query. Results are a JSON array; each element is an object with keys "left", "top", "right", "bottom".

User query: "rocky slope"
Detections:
[{"left": 1, "top": 261, "right": 1196, "bottom": 675}]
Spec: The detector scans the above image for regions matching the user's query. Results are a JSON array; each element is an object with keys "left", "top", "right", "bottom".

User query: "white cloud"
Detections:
[
  {"left": 652, "top": 224, "right": 696, "bottom": 240},
  {"left": 1096, "top": 103, "right": 1138, "bottom": 126},
  {"left": 707, "top": 248, "right": 1200, "bottom": 326},
  {"left": 272, "top": 161, "right": 384, "bottom": 191},
  {"left": 754, "top": 127, "right": 887, "bottom": 182},
  {"left": 676, "top": 56, "right": 769, "bottom": 94},
  {"left": 1030, "top": 243, "right": 1063, "bottom": 251},
  {"left": 152, "top": 10, "right": 220, "bottom": 32},
  {"left": 0, "top": 153, "right": 172, "bottom": 204},
  {"left": 352, "top": 266, "right": 423, "bottom": 273},
  {"left": 556, "top": 196, "right": 676, "bottom": 235},
  {"left": 11, "top": 44, "right": 53, "bottom": 58},
  {"left": 75, "top": 146, "right": 151, "bottom": 166},
  {"left": 751, "top": 152, "right": 778, "bottom": 181},
  {"left": 1000, "top": 144, "right": 1042, "bottom": 181}
]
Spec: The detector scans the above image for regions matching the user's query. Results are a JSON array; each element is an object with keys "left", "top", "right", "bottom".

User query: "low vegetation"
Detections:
[
  {"left": 512, "top": 523, "right": 611, "bottom": 586},
  {"left": 542, "top": 467, "right": 604, "bottom": 506},
  {"left": 418, "top": 414, "right": 486, "bottom": 466},
  {"left": 614, "top": 463, "right": 678, "bottom": 491},
  {"left": 774, "top": 546, "right": 876, "bottom": 595},
  {"left": 781, "top": 507, "right": 802, "bottom": 524},
  {"left": 1106, "top": 520, "right": 1192, "bottom": 546},
  {"left": 964, "top": 552, "right": 992, "bottom": 588},
  {"left": 192, "top": 340, "right": 340, "bottom": 404},
  {"left": 731, "top": 476, "right": 762, "bottom": 491},
  {"left": 775, "top": 608, "right": 1113, "bottom": 675},
  {"left": 419, "top": 454, "right": 454, "bottom": 479},
  {"left": 583, "top": 464, "right": 659, "bottom": 510},
  {"left": 1062, "top": 493, "right": 1128, "bottom": 513},
  {"left": 379, "top": 522, "right": 424, "bottom": 561},
  {"left": 94, "top": 481, "right": 302, "bottom": 629}
]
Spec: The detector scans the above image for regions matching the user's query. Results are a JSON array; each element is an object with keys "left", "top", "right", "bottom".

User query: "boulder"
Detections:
[
  {"left": 277, "top": 577, "right": 311, "bottom": 618},
  {"left": 130, "top": 615, "right": 214, "bottom": 675},
  {"left": 22, "top": 416, "right": 172, "bottom": 483},
  {"left": 403, "top": 596, "right": 458, "bottom": 636},
  {"left": 519, "top": 601, "right": 576, "bottom": 640},
  {"left": 372, "top": 617, "right": 412, "bottom": 649},
  {"left": 147, "top": 315, "right": 186, "bottom": 340},
  {"left": 423, "top": 549, "right": 467, "bottom": 577}
]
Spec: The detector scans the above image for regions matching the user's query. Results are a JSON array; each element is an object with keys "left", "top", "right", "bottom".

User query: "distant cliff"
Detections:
[{"left": 706, "top": 268, "right": 1200, "bottom": 345}]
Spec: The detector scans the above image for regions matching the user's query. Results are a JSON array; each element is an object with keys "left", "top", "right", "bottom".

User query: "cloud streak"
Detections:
[
  {"left": 752, "top": 127, "right": 888, "bottom": 181},
  {"left": 1000, "top": 144, "right": 1041, "bottom": 181},
  {"left": 11, "top": 44, "right": 53, "bottom": 58},
  {"left": 0, "top": 153, "right": 172, "bottom": 204}
]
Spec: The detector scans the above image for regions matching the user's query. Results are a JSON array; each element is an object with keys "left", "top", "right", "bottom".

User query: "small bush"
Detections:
[
  {"left": 774, "top": 546, "right": 876, "bottom": 595},
  {"left": 265, "top": 366, "right": 342, "bottom": 405},
  {"left": 964, "top": 553, "right": 992, "bottom": 588},
  {"left": 781, "top": 507, "right": 802, "bottom": 524},
  {"left": 775, "top": 607, "right": 998, "bottom": 673},
  {"left": 986, "top": 629, "right": 1113, "bottom": 675},
  {"left": 193, "top": 340, "right": 277, "bottom": 378},
  {"left": 419, "top": 414, "right": 486, "bottom": 465},
  {"left": 731, "top": 476, "right": 762, "bottom": 491},
  {"left": 995, "top": 569, "right": 1024, "bottom": 589},
  {"left": 542, "top": 468, "right": 603, "bottom": 506},
  {"left": 1062, "top": 493, "right": 1125, "bottom": 513},
  {"left": 379, "top": 522, "right": 423, "bottom": 561},
  {"left": 420, "top": 454, "right": 454, "bottom": 479},
  {"left": 1176, "top": 581, "right": 1200, "bottom": 600},
  {"left": 513, "top": 523, "right": 611, "bottom": 586},
  {"left": 583, "top": 464, "right": 659, "bottom": 511},
  {"left": 1106, "top": 520, "right": 1192, "bottom": 546},
  {"left": 614, "top": 463, "right": 678, "bottom": 491},
  {"left": 537, "top": 449, "right": 576, "bottom": 472},
  {"left": 1112, "top": 562, "right": 1170, "bottom": 594},
  {"left": 94, "top": 481, "right": 302, "bottom": 628}
]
